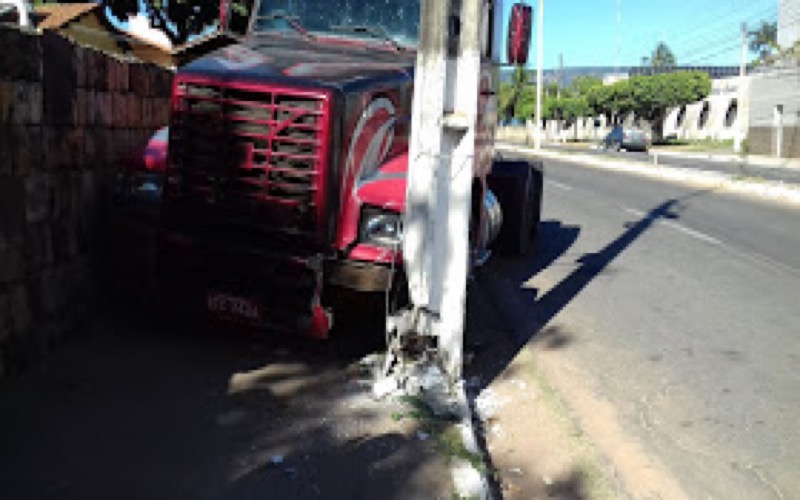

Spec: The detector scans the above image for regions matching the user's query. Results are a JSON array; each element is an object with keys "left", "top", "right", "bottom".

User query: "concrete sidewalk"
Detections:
[
  {"left": 647, "top": 147, "right": 800, "bottom": 170},
  {"left": 499, "top": 143, "right": 800, "bottom": 206},
  {"left": 0, "top": 307, "right": 461, "bottom": 500}
]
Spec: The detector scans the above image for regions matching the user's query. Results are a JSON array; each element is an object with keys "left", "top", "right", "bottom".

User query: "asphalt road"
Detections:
[
  {"left": 469, "top": 155, "right": 800, "bottom": 499},
  {"left": 547, "top": 143, "right": 800, "bottom": 185}
]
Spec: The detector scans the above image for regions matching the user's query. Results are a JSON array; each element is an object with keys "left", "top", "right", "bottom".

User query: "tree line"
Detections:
[{"left": 499, "top": 68, "right": 711, "bottom": 142}]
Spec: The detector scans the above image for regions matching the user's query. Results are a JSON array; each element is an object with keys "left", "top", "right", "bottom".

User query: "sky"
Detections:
[{"left": 509, "top": 0, "right": 779, "bottom": 70}]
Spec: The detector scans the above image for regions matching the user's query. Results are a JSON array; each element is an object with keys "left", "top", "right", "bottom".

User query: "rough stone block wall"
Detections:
[{"left": 0, "top": 27, "right": 173, "bottom": 377}]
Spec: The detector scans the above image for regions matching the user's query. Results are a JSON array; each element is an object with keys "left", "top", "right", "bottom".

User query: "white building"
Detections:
[
  {"left": 663, "top": 76, "right": 749, "bottom": 143},
  {"left": 778, "top": 0, "right": 800, "bottom": 49}
]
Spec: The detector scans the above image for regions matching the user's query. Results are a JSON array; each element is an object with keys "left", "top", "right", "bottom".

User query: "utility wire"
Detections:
[
  {"left": 670, "top": 2, "right": 776, "bottom": 44},
  {"left": 673, "top": 8, "right": 777, "bottom": 53},
  {"left": 681, "top": 42, "right": 744, "bottom": 65}
]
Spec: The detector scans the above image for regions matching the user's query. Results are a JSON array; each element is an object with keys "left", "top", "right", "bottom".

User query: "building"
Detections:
[
  {"left": 778, "top": 0, "right": 800, "bottom": 50},
  {"left": 748, "top": 68, "right": 800, "bottom": 158},
  {"left": 663, "top": 76, "right": 749, "bottom": 143}
]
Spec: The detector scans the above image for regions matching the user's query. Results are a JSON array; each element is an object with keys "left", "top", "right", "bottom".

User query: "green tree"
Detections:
[
  {"left": 568, "top": 76, "right": 603, "bottom": 97},
  {"left": 550, "top": 96, "right": 591, "bottom": 139},
  {"left": 748, "top": 21, "right": 778, "bottom": 63},
  {"left": 650, "top": 42, "right": 677, "bottom": 69},
  {"left": 545, "top": 81, "right": 560, "bottom": 99},
  {"left": 499, "top": 65, "right": 531, "bottom": 122},
  {"left": 586, "top": 84, "right": 615, "bottom": 124},
  {"left": 102, "top": 0, "right": 254, "bottom": 46},
  {"left": 498, "top": 82, "right": 515, "bottom": 122},
  {"left": 627, "top": 71, "right": 711, "bottom": 141},
  {"left": 514, "top": 84, "right": 537, "bottom": 121}
]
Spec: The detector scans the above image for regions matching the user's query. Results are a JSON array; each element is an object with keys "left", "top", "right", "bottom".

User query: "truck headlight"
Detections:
[{"left": 360, "top": 207, "right": 402, "bottom": 247}]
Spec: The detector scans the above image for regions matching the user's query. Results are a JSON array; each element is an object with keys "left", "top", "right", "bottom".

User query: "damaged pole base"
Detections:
[{"left": 371, "top": 309, "right": 464, "bottom": 420}]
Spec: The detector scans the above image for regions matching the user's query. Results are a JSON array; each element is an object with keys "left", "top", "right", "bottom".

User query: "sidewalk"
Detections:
[
  {"left": 498, "top": 142, "right": 800, "bottom": 206},
  {"left": 0, "top": 308, "right": 461, "bottom": 500},
  {"left": 648, "top": 147, "right": 800, "bottom": 170}
]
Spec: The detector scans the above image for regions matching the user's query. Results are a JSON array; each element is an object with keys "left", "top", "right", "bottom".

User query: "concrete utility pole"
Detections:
[
  {"left": 740, "top": 22, "right": 748, "bottom": 78},
  {"left": 534, "top": 0, "right": 544, "bottom": 150},
  {"left": 395, "top": 0, "right": 483, "bottom": 380},
  {"left": 735, "top": 22, "right": 747, "bottom": 153},
  {"left": 615, "top": 0, "right": 621, "bottom": 74}
]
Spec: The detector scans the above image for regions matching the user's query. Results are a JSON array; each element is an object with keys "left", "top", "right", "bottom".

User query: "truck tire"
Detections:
[{"left": 488, "top": 159, "right": 544, "bottom": 256}]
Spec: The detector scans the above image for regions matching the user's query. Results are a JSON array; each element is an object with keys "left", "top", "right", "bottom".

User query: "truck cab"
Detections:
[{"left": 117, "top": 0, "right": 541, "bottom": 338}]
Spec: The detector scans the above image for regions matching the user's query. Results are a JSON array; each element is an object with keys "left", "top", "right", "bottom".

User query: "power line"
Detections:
[
  {"left": 670, "top": 2, "right": 776, "bottom": 45},
  {"left": 672, "top": 6, "right": 777, "bottom": 52},
  {"left": 671, "top": 8, "right": 780, "bottom": 65},
  {"left": 681, "top": 42, "right": 743, "bottom": 65}
]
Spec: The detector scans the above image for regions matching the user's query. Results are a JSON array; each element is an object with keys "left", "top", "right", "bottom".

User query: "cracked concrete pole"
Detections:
[{"left": 403, "top": 0, "right": 484, "bottom": 380}]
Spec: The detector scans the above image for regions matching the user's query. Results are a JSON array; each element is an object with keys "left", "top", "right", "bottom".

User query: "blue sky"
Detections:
[{"left": 505, "top": 0, "right": 778, "bottom": 70}]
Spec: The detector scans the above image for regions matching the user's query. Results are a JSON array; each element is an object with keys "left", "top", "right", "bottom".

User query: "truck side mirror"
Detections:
[
  {"left": 490, "top": 1, "right": 533, "bottom": 66},
  {"left": 507, "top": 3, "right": 532, "bottom": 65}
]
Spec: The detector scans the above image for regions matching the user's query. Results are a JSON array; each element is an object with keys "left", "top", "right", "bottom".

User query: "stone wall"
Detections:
[{"left": 0, "top": 26, "right": 172, "bottom": 377}]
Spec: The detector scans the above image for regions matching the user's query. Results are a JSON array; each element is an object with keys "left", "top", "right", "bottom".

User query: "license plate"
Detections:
[{"left": 206, "top": 291, "right": 261, "bottom": 323}]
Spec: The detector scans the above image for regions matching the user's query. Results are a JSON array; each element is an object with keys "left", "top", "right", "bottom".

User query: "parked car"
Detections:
[{"left": 602, "top": 126, "right": 649, "bottom": 152}]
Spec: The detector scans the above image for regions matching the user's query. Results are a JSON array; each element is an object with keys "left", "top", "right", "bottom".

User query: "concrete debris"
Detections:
[
  {"left": 490, "top": 423, "right": 504, "bottom": 437},
  {"left": 475, "top": 388, "right": 509, "bottom": 422},
  {"left": 511, "top": 379, "right": 527, "bottom": 390}
]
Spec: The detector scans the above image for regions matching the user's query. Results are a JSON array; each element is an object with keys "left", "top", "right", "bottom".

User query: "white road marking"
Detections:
[
  {"left": 622, "top": 207, "right": 722, "bottom": 246},
  {"left": 661, "top": 221, "right": 722, "bottom": 246},
  {"left": 546, "top": 180, "right": 574, "bottom": 191},
  {"left": 623, "top": 207, "right": 646, "bottom": 217}
]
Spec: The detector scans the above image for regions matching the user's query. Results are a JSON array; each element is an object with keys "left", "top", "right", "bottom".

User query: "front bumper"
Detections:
[
  {"left": 157, "top": 231, "right": 330, "bottom": 337},
  {"left": 326, "top": 259, "right": 394, "bottom": 293}
]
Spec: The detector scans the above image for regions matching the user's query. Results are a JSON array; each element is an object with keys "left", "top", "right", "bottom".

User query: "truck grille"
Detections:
[{"left": 167, "top": 78, "right": 332, "bottom": 239}]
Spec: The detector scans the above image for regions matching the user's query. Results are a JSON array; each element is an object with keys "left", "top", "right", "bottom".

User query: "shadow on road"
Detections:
[{"left": 466, "top": 190, "right": 710, "bottom": 390}]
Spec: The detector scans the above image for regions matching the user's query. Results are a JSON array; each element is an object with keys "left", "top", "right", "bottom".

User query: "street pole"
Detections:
[
  {"left": 395, "top": 0, "right": 482, "bottom": 381},
  {"left": 616, "top": 0, "right": 621, "bottom": 74},
  {"left": 735, "top": 22, "right": 747, "bottom": 153},
  {"left": 739, "top": 22, "right": 748, "bottom": 78},
  {"left": 534, "top": 0, "right": 544, "bottom": 150}
]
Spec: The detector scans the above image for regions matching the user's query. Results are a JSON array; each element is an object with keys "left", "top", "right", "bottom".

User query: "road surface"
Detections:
[
  {"left": 547, "top": 143, "right": 800, "bottom": 185},
  {"left": 469, "top": 155, "right": 800, "bottom": 499}
]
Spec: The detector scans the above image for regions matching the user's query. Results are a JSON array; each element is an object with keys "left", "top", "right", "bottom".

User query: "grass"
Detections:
[
  {"left": 732, "top": 174, "right": 767, "bottom": 183},
  {"left": 521, "top": 358, "right": 618, "bottom": 500},
  {"left": 655, "top": 138, "right": 735, "bottom": 152},
  {"left": 393, "top": 394, "right": 488, "bottom": 474}
]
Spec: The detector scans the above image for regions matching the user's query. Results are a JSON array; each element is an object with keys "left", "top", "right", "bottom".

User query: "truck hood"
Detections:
[
  {"left": 355, "top": 153, "right": 408, "bottom": 212},
  {"left": 180, "top": 35, "right": 415, "bottom": 91}
]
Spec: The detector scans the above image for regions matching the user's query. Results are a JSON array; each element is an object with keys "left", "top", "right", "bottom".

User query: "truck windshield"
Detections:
[{"left": 254, "top": 0, "right": 420, "bottom": 48}]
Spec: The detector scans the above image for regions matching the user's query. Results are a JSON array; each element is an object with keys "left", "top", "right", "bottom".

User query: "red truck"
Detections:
[{"left": 115, "top": 0, "right": 542, "bottom": 338}]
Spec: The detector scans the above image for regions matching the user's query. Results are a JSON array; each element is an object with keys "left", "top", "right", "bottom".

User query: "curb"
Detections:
[
  {"left": 498, "top": 144, "right": 800, "bottom": 207},
  {"left": 452, "top": 381, "right": 493, "bottom": 500},
  {"left": 371, "top": 361, "right": 493, "bottom": 500},
  {"left": 648, "top": 149, "right": 800, "bottom": 169}
]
